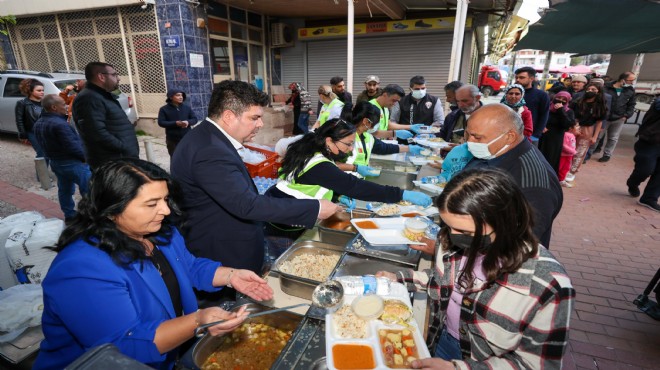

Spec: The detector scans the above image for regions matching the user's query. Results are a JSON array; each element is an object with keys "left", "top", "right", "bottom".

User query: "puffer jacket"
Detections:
[
  {"left": 14, "top": 98, "right": 43, "bottom": 139},
  {"left": 72, "top": 83, "right": 139, "bottom": 169},
  {"left": 603, "top": 82, "right": 636, "bottom": 121}
]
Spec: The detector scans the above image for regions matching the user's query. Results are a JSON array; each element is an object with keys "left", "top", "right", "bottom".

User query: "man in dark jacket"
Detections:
[
  {"left": 391, "top": 75, "right": 444, "bottom": 128},
  {"left": 355, "top": 75, "right": 383, "bottom": 104},
  {"left": 439, "top": 84, "right": 482, "bottom": 144},
  {"left": 34, "top": 94, "right": 91, "bottom": 221},
  {"left": 626, "top": 97, "right": 660, "bottom": 212},
  {"left": 317, "top": 76, "right": 353, "bottom": 114},
  {"left": 515, "top": 66, "right": 550, "bottom": 146},
  {"left": 599, "top": 72, "right": 637, "bottom": 162},
  {"left": 72, "top": 62, "right": 139, "bottom": 169},
  {"left": 157, "top": 89, "right": 197, "bottom": 156}
]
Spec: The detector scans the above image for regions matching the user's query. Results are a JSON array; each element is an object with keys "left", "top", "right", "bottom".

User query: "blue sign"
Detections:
[{"left": 164, "top": 35, "right": 180, "bottom": 48}]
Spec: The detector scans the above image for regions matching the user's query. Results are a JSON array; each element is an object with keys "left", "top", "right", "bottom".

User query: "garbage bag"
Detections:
[
  {"left": 5, "top": 218, "right": 62, "bottom": 285},
  {"left": 0, "top": 284, "right": 43, "bottom": 342}
]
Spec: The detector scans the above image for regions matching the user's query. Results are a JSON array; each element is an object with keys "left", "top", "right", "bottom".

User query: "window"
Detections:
[
  {"left": 486, "top": 71, "right": 500, "bottom": 81},
  {"left": 556, "top": 58, "right": 566, "bottom": 64},
  {"left": 3, "top": 78, "right": 24, "bottom": 97},
  {"left": 211, "top": 39, "right": 230, "bottom": 75}
]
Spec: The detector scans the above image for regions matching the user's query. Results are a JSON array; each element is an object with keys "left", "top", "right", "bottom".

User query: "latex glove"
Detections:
[
  {"left": 402, "top": 190, "right": 432, "bottom": 207},
  {"left": 356, "top": 165, "right": 380, "bottom": 177},
  {"left": 409, "top": 123, "right": 424, "bottom": 134},
  {"left": 338, "top": 195, "right": 356, "bottom": 211},
  {"left": 408, "top": 145, "right": 423, "bottom": 156},
  {"left": 395, "top": 130, "right": 414, "bottom": 140}
]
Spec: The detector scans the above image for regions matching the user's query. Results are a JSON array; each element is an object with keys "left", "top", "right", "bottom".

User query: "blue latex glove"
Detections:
[
  {"left": 338, "top": 195, "right": 356, "bottom": 210},
  {"left": 409, "top": 124, "right": 424, "bottom": 134},
  {"left": 408, "top": 145, "right": 423, "bottom": 156},
  {"left": 402, "top": 190, "right": 432, "bottom": 207},
  {"left": 395, "top": 130, "right": 414, "bottom": 140},
  {"left": 356, "top": 165, "right": 380, "bottom": 177}
]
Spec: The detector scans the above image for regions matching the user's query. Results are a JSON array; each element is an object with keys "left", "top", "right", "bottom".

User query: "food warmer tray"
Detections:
[
  {"left": 271, "top": 316, "right": 328, "bottom": 370},
  {"left": 331, "top": 253, "right": 411, "bottom": 279},
  {"left": 345, "top": 234, "right": 421, "bottom": 268},
  {"left": 270, "top": 240, "right": 345, "bottom": 300}
]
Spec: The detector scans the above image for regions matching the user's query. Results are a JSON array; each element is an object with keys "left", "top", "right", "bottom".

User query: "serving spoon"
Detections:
[{"left": 194, "top": 280, "right": 344, "bottom": 338}]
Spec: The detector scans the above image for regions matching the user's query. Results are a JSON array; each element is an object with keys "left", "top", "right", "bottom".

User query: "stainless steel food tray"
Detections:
[
  {"left": 270, "top": 240, "right": 345, "bottom": 300},
  {"left": 345, "top": 233, "right": 421, "bottom": 268},
  {"left": 331, "top": 253, "right": 412, "bottom": 279},
  {"left": 316, "top": 209, "right": 373, "bottom": 235}
]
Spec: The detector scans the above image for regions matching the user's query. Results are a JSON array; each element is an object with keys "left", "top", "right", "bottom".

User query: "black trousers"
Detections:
[{"left": 627, "top": 139, "right": 660, "bottom": 203}]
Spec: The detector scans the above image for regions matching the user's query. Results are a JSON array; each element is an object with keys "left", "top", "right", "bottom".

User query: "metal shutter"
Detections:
[
  {"left": 305, "top": 33, "right": 454, "bottom": 115},
  {"left": 280, "top": 46, "right": 305, "bottom": 88}
]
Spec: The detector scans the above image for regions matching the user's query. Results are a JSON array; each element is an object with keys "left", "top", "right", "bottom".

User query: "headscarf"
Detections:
[
  {"left": 500, "top": 84, "right": 526, "bottom": 109},
  {"left": 550, "top": 91, "right": 572, "bottom": 112}
]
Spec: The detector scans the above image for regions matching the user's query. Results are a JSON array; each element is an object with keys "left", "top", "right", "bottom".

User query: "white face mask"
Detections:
[
  {"left": 411, "top": 89, "right": 426, "bottom": 99},
  {"left": 467, "top": 132, "right": 509, "bottom": 159}
]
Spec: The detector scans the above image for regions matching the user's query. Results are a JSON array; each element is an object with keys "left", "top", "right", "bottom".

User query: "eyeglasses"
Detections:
[
  {"left": 336, "top": 140, "right": 354, "bottom": 149},
  {"left": 101, "top": 72, "right": 119, "bottom": 77}
]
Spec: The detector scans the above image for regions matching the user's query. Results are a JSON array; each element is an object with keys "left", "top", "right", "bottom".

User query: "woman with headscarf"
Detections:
[
  {"left": 500, "top": 84, "right": 533, "bottom": 140},
  {"left": 539, "top": 91, "right": 576, "bottom": 175}
]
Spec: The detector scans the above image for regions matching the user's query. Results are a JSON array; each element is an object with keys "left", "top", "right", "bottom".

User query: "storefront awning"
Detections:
[{"left": 514, "top": 0, "right": 660, "bottom": 54}]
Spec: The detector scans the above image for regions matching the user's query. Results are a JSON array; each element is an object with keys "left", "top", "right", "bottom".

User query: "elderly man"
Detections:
[
  {"left": 356, "top": 75, "right": 383, "bottom": 104},
  {"left": 439, "top": 84, "right": 482, "bottom": 144},
  {"left": 569, "top": 74, "right": 588, "bottom": 96},
  {"left": 463, "top": 104, "right": 563, "bottom": 248},
  {"left": 72, "top": 62, "right": 138, "bottom": 170},
  {"left": 171, "top": 80, "right": 340, "bottom": 283},
  {"left": 33, "top": 95, "right": 91, "bottom": 221},
  {"left": 391, "top": 75, "right": 444, "bottom": 128}
]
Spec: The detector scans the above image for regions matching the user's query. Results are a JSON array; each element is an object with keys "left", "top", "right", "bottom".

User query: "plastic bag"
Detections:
[
  {"left": 275, "top": 134, "right": 304, "bottom": 157},
  {"left": 5, "top": 218, "right": 62, "bottom": 285},
  {"left": 0, "top": 211, "right": 45, "bottom": 289},
  {"left": 0, "top": 284, "right": 43, "bottom": 342}
]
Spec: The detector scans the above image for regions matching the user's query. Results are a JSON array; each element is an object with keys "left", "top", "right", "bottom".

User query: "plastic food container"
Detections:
[
  {"left": 370, "top": 166, "right": 382, "bottom": 176},
  {"left": 351, "top": 294, "right": 385, "bottom": 320},
  {"left": 419, "top": 148, "right": 431, "bottom": 156},
  {"left": 403, "top": 217, "right": 428, "bottom": 242},
  {"left": 394, "top": 165, "right": 406, "bottom": 172}
]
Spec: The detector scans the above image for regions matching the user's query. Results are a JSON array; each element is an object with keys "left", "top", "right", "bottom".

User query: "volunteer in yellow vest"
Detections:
[
  {"left": 336, "top": 101, "right": 424, "bottom": 177},
  {"left": 265, "top": 118, "right": 432, "bottom": 247},
  {"left": 311, "top": 85, "right": 344, "bottom": 129},
  {"left": 369, "top": 84, "right": 425, "bottom": 140}
]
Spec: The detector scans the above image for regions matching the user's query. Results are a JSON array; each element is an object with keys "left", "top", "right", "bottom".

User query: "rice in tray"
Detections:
[
  {"left": 278, "top": 253, "right": 340, "bottom": 281},
  {"left": 333, "top": 305, "right": 367, "bottom": 338}
]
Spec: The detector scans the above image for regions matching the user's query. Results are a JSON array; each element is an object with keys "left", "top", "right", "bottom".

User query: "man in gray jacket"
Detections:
[
  {"left": 598, "top": 72, "right": 636, "bottom": 162},
  {"left": 72, "top": 62, "right": 139, "bottom": 169}
]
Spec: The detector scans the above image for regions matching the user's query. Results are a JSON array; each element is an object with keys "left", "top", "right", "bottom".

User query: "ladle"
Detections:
[{"left": 194, "top": 280, "right": 344, "bottom": 338}]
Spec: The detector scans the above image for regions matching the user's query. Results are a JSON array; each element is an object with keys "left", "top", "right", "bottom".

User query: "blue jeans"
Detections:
[
  {"left": 434, "top": 327, "right": 462, "bottom": 361},
  {"left": 298, "top": 112, "right": 310, "bottom": 134},
  {"left": 49, "top": 159, "right": 92, "bottom": 219},
  {"left": 26, "top": 131, "right": 47, "bottom": 160}
]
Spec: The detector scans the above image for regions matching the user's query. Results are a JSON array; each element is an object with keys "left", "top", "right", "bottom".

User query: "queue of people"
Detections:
[{"left": 15, "top": 62, "right": 653, "bottom": 370}]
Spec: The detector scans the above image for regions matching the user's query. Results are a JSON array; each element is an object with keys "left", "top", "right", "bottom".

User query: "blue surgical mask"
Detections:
[
  {"left": 467, "top": 132, "right": 509, "bottom": 160},
  {"left": 412, "top": 89, "right": 426, "bottom": 100}
]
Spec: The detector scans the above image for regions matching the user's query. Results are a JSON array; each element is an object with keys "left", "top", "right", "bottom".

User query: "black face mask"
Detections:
[
  {"left": 449, "top": 233, "right": 493, "bottom": 251},
  {"left": 584, "top": 91, "right": 597, "bottom": 99},
  {"left": 328, "top": 148, "right": 350, "bottom": 162},
  {"left": 553, "top": 99, "right": 564, "bottom": 104}
]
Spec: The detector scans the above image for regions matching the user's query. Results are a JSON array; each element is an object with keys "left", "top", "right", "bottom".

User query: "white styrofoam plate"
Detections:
[{"left": 350, "top": 218, "right": 425, "bottom": 245}]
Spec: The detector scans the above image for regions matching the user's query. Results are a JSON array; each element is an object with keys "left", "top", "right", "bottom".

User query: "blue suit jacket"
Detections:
[
  {"left": 34, "top": 228, "right": 221, "bottom": 370},
  {"left": 170, "top": 119, "right": 319, "bottom": 272}
]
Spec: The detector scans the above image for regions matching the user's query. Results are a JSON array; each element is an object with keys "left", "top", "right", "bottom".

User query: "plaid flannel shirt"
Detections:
[{"left": 397, "top": 245, "right": 575, "bottom": 369}]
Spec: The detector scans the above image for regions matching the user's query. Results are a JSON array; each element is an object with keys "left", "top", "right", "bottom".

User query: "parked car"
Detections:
[{"left": 0, "top": 70, "right": 138, "bottom": 134}]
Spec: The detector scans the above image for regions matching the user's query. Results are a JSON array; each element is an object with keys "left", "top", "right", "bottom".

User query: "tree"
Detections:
[{"left": 0, "top": 15, "right": 17, "bottom": 36}]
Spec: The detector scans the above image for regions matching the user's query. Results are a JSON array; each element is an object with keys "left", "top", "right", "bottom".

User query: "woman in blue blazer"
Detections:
[{"left": 33, "top": 158, "right": 273, "bottom": 370}]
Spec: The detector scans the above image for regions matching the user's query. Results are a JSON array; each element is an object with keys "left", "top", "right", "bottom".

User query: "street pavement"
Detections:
[{"left": 0, "top": 121, "right": 658, "bottom": 369}]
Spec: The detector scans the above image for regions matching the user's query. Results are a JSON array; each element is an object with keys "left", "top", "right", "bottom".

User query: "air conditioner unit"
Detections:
[{"left": 271, "top": 23, "right": 294, "bottom": 48}]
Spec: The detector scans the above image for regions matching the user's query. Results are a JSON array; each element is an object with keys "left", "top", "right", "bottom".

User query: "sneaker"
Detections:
[
  {"left": 393, "top": 22, "right": 408, "bottom": 30},
  {"left": 312, "top": 28, "right": 324, "bottom": 35},
  {"left": 415, "top": 20, "right": 432, "bottom": 28},
  {"left": 598, "top": 155, "right": 611, "bottom": 163},
  {"left": 565, "top": 172, "right": 576, "bottom": 182},
  {"left": 627, "top": 182, "right": 640, "bottom": 197},
  {"left": 560, "top": 180, "right": 573, "bottom": 188},
  {"left": 638, "top": 199, "right": 660, "bottom": 213}
]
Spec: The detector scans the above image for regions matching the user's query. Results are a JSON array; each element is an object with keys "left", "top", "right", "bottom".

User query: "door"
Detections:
[{"left": 0, "top": 77, "right": 26, "bottom": 133}]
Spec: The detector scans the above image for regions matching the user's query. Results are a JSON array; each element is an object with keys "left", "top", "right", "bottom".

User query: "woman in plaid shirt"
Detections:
[{"left": 379, "top": 168, "right": 575, "bottom": 369}]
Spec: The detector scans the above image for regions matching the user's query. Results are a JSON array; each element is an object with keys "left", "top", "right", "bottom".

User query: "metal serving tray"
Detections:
[
  {"left": 317, "top": 209, "right": 373, "bottom": 235},
  {"left": 331, "top": 253, "right": 412, "bottom": 279},
  {"left": 345, "top": 233, "right": 422, "bottom": 268},
  {"left": 270, "top": 240, "right": 345, "bottom": 300},
  {"left": 272, "top": 316, "right": 327, "bottom": 370}
]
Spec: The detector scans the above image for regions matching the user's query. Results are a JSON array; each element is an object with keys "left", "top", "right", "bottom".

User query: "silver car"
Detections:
[{"left": 0, "top": 70, "right": 138, "bottom": 134}]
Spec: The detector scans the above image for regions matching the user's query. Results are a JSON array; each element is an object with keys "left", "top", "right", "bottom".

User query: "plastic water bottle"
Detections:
[
  {"left": 335, "top": 275, "right": 391, "bottom": 295},
  {"left": 421, "top": 176, "right": 440, "bottom": 184}
]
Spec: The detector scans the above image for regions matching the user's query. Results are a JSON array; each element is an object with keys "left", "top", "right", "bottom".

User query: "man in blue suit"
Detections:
[{"left": 171, "top": 80, "right": 340, "bottom": 278}]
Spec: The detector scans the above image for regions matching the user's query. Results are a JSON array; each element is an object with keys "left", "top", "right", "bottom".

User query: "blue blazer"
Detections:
[
  {"left": 170, "top": 119, "right": 319, "bottom": 272},
  {"left": 33, "top": 228, "right": 221, "bottom": 370}
]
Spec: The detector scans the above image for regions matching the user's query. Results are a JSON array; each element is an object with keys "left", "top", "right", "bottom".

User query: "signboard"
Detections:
[
  {"left": 298, "top": 17, "right": 471, "bottom": 40},
  {"left": 164, "top": 35, "right": 180, "bottom": 48},
  {"left": 190, "top": 53, "right": 205, "bottom": 68}
]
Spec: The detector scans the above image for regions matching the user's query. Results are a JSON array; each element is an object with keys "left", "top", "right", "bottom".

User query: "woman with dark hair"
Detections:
[
  {"left": 34, "top": 158, "right": 273, "bottom": 370},
  {"left": 264, "top": 118, "right": 431, "bottom": 249},
  {"left": 335, "top": 101, "right": 423, "bottom": 177},
  {"left": 566, "top": 82, "right": 607, "bottom": 182},
  {"left": 378, "top": 168, "right": 574, "bottom": 369},
  {"left": 539, "top": 91, "right": 576, "bottom": 175},
  {"left": 15, "top": 78, "right": 46, "bottom": 159}
]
